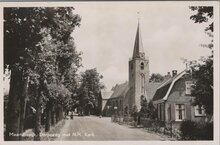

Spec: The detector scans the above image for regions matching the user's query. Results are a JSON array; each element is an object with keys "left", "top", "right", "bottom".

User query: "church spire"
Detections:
[{"left": 132, "top": 13, "right": 145, "bottom": 59}]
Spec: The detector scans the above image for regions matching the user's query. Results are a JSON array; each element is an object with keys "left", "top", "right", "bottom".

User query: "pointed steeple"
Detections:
[{"left": 132, "top": 17, "right": 145, "bottom": 59}]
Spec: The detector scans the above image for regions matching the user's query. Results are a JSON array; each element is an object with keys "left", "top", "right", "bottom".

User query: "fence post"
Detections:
[{"left": 170, "top": 121, "right": 173, "bottom": 138}]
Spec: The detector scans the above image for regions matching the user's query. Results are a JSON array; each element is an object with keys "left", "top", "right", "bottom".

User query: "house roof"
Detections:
[
  {"left": 100, "top": 91, "right": 113, "bottom": 100},
  {"left": 152, "top": 82, "right": 172, "bottom": 101},
  {"left": 110, "top": 82, "right": 129, "bottom": 99},
  {"left": 152, "top": 70, "right": 187, "bottom": 102}
]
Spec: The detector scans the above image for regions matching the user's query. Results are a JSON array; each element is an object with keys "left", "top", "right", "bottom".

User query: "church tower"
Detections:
[{"left": 128, "top": 19, "right": 149, "bottom": 112}]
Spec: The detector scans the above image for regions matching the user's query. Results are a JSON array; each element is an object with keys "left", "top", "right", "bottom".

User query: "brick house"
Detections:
[{"left": 152, "top": 70, "right": 206, "bottom": 126}]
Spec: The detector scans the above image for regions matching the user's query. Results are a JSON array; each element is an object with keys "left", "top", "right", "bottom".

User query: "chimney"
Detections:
[{"left": 172, "top": 70, "right": 177, "bottom": 77}]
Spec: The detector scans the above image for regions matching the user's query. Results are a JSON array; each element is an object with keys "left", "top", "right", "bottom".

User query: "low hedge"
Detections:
[{"left": 180, "top": 120, "right": 213, "bottom": 140}]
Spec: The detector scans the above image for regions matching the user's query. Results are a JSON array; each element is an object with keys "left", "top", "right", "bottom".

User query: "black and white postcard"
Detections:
[{"left": 0, "top": 1, "right": 219, "bottom": 145}]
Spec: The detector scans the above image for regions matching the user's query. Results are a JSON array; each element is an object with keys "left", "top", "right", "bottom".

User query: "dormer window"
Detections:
[
  {"left": 185, "top": 81, "right": 194, "bottom": 95},
  {"left": 140, "top": 62, "right": 144, "bottom": 70}
]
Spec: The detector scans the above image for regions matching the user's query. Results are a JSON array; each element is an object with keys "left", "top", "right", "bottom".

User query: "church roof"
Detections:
[
  {"left": 108, "top": 81, "right": 160, "bottom": 101},
  {"left": 132, "top": 21, "right": 145, "bottom": 59},
  {"left": 100, "top": 91, "right": 113, "bottom": 100},
  {"left": 147, "top": 82, "right": 162, "bottom": 101},
  {"left": 110, "top": 82, "right": 129, "bottom": 99}
]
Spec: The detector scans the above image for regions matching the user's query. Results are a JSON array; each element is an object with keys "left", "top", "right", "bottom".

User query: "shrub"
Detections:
[
  {"left": 180, "top": 120, "right": 197, "bottom": 140},
  {"left": 151, "top": 120, "right": 165, "bottom": 132},
  {"left": 180, "top": 120, "right": 213, "bottom": 140},
  {"left": 204, "top": 122, "right": 213, "bottom": 140}
]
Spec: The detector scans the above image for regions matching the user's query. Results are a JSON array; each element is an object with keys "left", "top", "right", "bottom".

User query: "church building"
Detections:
[
  {"left": 99, "top": 20, "right": 161, "bottom": 116},
  {"left": 126, "top": 20, "right": 150, "bottom": 111}
]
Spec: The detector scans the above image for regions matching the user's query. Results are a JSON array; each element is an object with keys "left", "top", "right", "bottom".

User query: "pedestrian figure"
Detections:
[{"left": 70, "top": 111, "right": 74, "bottom": 120}]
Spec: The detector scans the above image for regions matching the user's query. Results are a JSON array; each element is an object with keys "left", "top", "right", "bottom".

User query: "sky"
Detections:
[
  {"left": 1, "top": 2, "right": 213, "bottom": 93},
  {"left": 71, "top": 2, "right": 212, "bottom": 91}
]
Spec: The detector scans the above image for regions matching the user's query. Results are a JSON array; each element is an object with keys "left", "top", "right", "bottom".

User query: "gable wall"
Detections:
[{"left": 166, "top": 74, "right": 195, "bottom": 121}]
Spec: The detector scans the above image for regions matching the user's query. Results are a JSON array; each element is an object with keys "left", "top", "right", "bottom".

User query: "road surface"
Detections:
[{"left": 55, "top": 116, "right": 167, "bottom": 141}]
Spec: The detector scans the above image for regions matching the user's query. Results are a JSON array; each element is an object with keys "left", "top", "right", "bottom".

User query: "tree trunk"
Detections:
[
  {"left": 45, "top": 101, "right": 51, "bottom": 132},
  {"left": 5, "top": 69, "right": 23, "bottom": 141},
  {"left": 58, "top": 104, "right": 64, "bottom": 120},
  {"left": 19, "top": 76, "right": 29, "bottom": 140},
  {"left": 51, "top": 102, "right": 55, "bottom": 126},
  {"left": 55, "top": 106, "right": 59, "bottom": 123},
  {"left": 34, "top": 86, "right": 42, "bottom": 141}
]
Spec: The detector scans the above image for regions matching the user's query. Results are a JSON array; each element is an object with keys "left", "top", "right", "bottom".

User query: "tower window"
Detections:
[
  {"left": 141, "top": 74, "right": 145, "bottom": 94},
  {"left": 141, "top": 62, "right": 144, "bottom": 70}
]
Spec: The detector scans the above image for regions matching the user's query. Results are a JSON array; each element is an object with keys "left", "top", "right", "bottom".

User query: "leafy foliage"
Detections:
[
  {"left": 180, "top": 120, "right": 213, "bottom": 140},
  {"left": 4, "top": 7, "right": 81, "bottom": 70},
  {"left": 78, "top": 68, "right": 104, "bottom": 115},
  {"left": 189, "top": 6, "right": 213, "bottom": 115},
  {"left": 140, "top": 100, "right": 157, "bottom": 120},
  {"left": 189, "top": 6, "right": 213, "bottom": 32},
  {"left": 191, "top": 57, "right": 213, "bottom": 115},
  {"left": 4, "top": 7, "right": 82, "bottom": 140},
  {"left": 149, "top": 73, "right": 164, "bottom": 83}
]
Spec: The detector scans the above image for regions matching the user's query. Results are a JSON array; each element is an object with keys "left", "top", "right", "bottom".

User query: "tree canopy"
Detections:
[
  {"left": 189, "top": 6, "right": 213, "bottom": 115},
  {"left": 78, "top": 68, "right": 105, "bottom": 115},
  {"left": 149, "top": 73, "right": 164, "bottom": 83},
  {"left": 4, "top": 7, "right": 82, "bottom": 140},
  {"left": 189, "top": 6, "right": 213, "bottom": 32}
]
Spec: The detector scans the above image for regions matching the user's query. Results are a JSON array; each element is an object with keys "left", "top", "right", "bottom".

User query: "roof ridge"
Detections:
[
  {"left": 156, "top": 69, "right": 186, "bottom": 90},
  {"left": 152, "top": 70, "right": 187, "bottom": 102}
]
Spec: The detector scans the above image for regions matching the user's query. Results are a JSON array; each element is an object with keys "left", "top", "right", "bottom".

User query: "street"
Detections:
[{"left": 56, "top": 116, "right": 167, "bottom": 141}]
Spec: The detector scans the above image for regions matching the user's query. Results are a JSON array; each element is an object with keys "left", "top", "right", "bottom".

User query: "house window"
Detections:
[
  {"left": 185, "top": 81, "right": 194, "bottom": 95},
  {"left": 140, "top": 62, "right": 144, "bottom": 70},
  {"left": 195, "top": 105, "right": 206, "bottom": 116},
  {"left": 175, "top": 104, "right": 185, "bottom": 121}
]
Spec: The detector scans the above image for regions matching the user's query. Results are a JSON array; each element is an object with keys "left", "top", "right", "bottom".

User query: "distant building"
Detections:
[
  {"left": 98, "top": 90, "right": 113, "bottom": 116},
  {"left": 104, "top": 82, "right": 129, "bottom": 116},
  {"left": 152, "top": 70, "right": 207, "bottom": 126}
]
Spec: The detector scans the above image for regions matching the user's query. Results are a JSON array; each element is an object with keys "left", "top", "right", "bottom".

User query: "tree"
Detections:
[
  {"left": 139, "top": 99, "right": 157, "bottom": 120},
  {"left": 149, "top": 73, "right": 164, "bottom": 83},
  {"left": 78, "top": 68, "right": 104, "bottom": 115},
  {"left": 4, "top": 7, "right": 81, "bottom": 140},
  {"left": 146, "top": 100, "right": 157, "bottom": 120},
  {"left": 191, "top": 57, "right": 213, "bottom": 115},
  {"left": 189, "top": 6, "right": 213, "bottom": 115},
  {"left": 190, "top": 6, "right": 213, "bottom": 32},
  {"left": 139, "top": 95, "right": 148, "bottom": 116}
]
